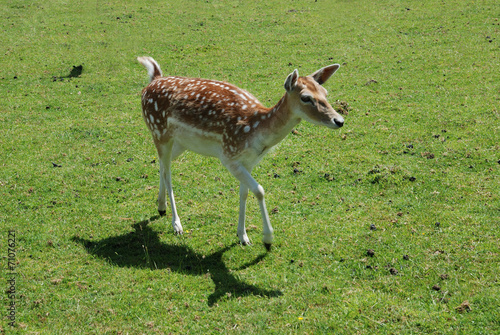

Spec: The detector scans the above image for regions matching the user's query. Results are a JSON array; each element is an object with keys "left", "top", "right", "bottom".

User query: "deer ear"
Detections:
[
  {"left": 284, "top": 69, "right": 299, "bottom": 92},
  {"left": 309, "top": 64, "right": 340, "bottom": 85}
]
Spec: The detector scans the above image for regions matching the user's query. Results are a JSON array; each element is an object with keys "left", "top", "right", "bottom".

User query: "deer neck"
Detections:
[{"left": 251, "top": 94, "right": 301, "bottom": 150}]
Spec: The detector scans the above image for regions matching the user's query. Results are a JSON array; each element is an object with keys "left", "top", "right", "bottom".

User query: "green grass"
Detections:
[{"left": 1, "top": 0, "right": 499, "bottom": 333}]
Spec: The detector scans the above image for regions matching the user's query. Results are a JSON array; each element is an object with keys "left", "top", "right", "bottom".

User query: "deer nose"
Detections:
[{"left": 334, "top": 117, "right": 344, "bottom": 127}]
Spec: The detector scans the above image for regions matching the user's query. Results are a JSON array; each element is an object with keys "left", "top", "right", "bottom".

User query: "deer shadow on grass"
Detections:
[{"left": 72, "top": 216, "right": 281, "bottom": 306}]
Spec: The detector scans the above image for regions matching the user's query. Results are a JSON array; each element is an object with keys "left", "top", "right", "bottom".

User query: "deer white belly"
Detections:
[{"left": 168, "top": 117, "right": 223, "bottom": 158}]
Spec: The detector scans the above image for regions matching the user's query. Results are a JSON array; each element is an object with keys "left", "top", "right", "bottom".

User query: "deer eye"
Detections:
[{"left": 300, "top": 95, "right": 314, "bottom": 104}]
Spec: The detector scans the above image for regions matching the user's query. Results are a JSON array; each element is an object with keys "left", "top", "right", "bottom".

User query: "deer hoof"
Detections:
[
  {"left": 158, "top": 210, "right": 166, "bottom": 216},
  {"left": 264, "top": 243, "right": 272, "bottom": 252},
  {"left": 238, "top": 234, "right": 251, "bottom": 246}
]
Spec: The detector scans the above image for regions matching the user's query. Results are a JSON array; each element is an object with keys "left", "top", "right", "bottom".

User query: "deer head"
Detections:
[{"left": 284, "top": 65, "right": 344, "bottom": 129}]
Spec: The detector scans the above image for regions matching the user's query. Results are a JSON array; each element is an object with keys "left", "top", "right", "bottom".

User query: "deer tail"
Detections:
[{"left": 137, "top": 57, "right": 163, "bottom": 82}]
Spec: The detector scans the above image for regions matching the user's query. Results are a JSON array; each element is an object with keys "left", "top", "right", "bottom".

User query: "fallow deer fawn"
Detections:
[{"left": 138, "top": 57, "right": 344, "bottom": 250}]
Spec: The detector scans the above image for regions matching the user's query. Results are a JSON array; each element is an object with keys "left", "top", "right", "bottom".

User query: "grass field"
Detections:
[{"left": 1, "top": 0, "right": 499, "bottom": 333}]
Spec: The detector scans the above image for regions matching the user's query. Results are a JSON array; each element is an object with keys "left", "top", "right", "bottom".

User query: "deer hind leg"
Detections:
[
  {"left": 224, "top": 161, "right": 274, "bottom": 250},
  {"left": 157, "top": 140, "right": 183, "bottom": 234},
  {"left": 237, "top": 184, "right": 251, "bottom": 245}
]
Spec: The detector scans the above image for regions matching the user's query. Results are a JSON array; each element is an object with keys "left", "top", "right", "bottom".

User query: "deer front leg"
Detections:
[
  {"left": 157, "top": 141, "right": 183, "bottom": 235},
  {"left": 256, "top": 185, "right": 273, "bottom": 251},
  {"left": 237, "top": 183, "right": 251, "bottom": 245},
  {"left": 224, "top": 161, "right": 274, "bottom": 250}
]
